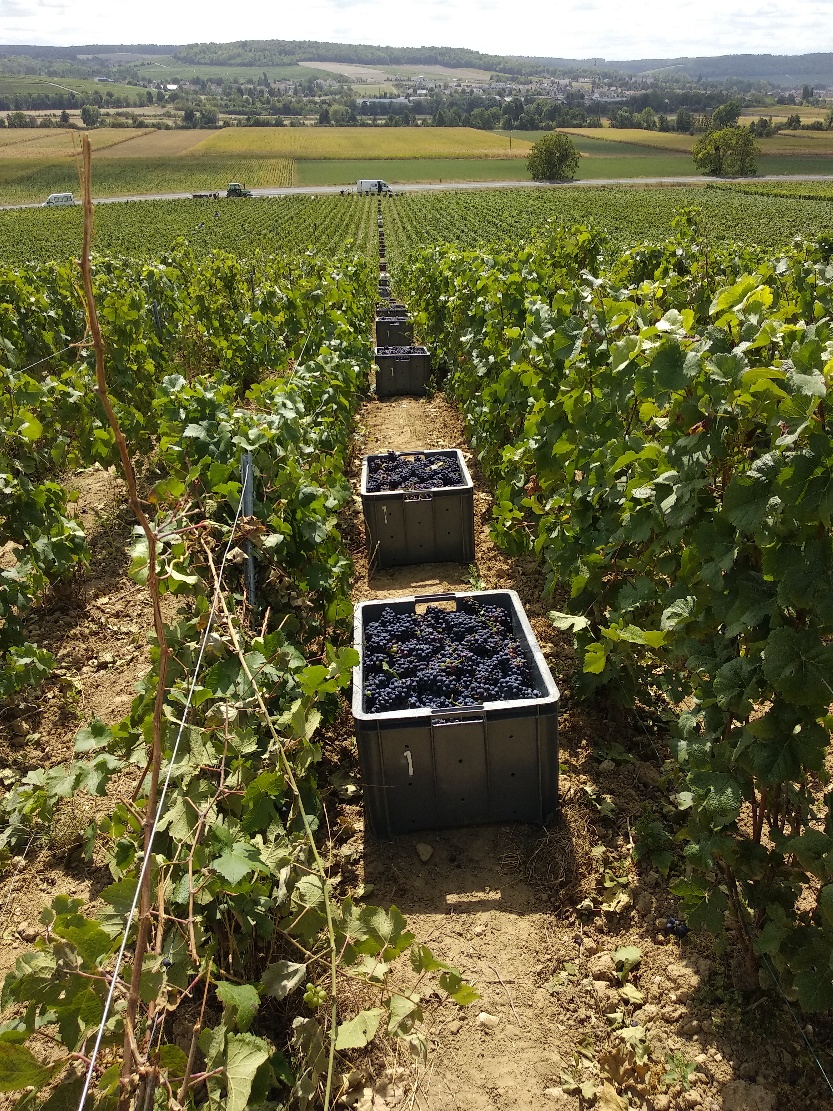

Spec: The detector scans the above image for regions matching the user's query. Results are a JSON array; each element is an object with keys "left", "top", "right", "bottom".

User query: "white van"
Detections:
[
  {"left": 356, "top": 179, "right": 392, "bottom": 195},
  {"left": 43, "top": 193, "right": 75, "bottom": 207}
]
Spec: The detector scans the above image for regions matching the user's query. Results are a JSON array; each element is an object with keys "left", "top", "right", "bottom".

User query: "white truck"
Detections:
[
  {"left": 43, "top": 193, "right": 75, "bottom": 207},
  {"left": 356, "top": 179, "right": 393, "bottom": 195}
]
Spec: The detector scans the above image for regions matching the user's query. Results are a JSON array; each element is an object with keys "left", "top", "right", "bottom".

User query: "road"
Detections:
[{"left": 3, "top": 173, "right": 833, "bottom": 211}]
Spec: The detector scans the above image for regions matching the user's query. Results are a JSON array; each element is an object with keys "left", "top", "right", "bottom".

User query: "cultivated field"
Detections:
[
  {"left": 0, "top": 127, "right": 533, "bottom": 203},
  {"left": 130, "top": 58, "right": 336, "bottom": 82},
  {"left": 0, "top": 128, "right": 155, "bottom": 156},
  {"left": 0, "top": 154, "right": 295, "bottom": 204},
  {"left": 91, "top": 129, "right": 217, "bottom": 157},
  {"left": 0, "top": 74, "right": 145, "bottom": 103},
  {"left": 561, "top": 125, "right": 833, "bottom": 158},
  {"left": 294, "top": 157, "right": 534, "bottom": 185},
  {"left": 195, "top": 126, "right": 527, "bottom": 159},
  {"left": 4, "top": 183, "right": 833, "bottom": 266},
  {"left": 300, "top": 59, "right": 497, "bottom": 82},
  {"left": 2, "top": 121, "right": 832, "bottom": 205}
]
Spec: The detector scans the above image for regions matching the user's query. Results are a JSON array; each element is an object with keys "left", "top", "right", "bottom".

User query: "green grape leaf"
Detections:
[
  {"left": 225, "top": 1033, "right": 270, "bottom": 1111},
  {"left": 334, "top": 1008, "right": 383, "bottom": 1050},
  {"left": 0, "top": 1043, "right": 58, "bottom": 1092},
  {"left": 216, "top": 982, "right": 261, "bottom": 1032},
  {"left": 262, "top": 961, "right": 306, "bottom": 1000}
]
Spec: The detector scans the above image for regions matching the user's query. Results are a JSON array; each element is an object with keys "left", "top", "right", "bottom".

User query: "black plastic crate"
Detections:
[
  {"left": 361, "top": 449, "right": 474, "bottom": 568},
  {"left": 374, "top": 345, "right": 430, "bottom": 397},
  {"left": 375, "top": 316, "right": 413, "bottom": 346},
  {"left": 352, "top": 590, "right": 560, "bottom": 837},
  {"left": 376, "top": 301, "right": 407, "bottom": 317}
]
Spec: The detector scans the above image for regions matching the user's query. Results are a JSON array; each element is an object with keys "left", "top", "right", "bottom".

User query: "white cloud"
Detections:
[{"left": 0, "top": 0, "right": 832, "bottom": 60}]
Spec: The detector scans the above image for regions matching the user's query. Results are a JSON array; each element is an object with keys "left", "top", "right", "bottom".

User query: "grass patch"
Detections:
[
  {"left": 0, "top": 75, "right": 145, "bottom": 102},
  {"left": 0, "top": 156, "right": 295, "bottom": 204},
  {"left": 296, "top": 158, "right": 532, "bottom": 185}
]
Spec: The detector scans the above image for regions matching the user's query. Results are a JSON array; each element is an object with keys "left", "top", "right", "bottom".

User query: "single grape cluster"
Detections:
[
  {"left": 664, "top": 916, "right": 690, "bottom": 939},
  {"left": 303, "top": 983, "right": 327, "bottom": 1009},
  {"left": 363, "top": 599, "right": 539, "bottom": 712},
  {"left": 366, "top": 450, "right": 464, "bottom": 492}
]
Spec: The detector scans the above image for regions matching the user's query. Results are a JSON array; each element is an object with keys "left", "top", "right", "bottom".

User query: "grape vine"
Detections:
[{"left": 403, "top": 212, "right": 833, "bottom": 1011}]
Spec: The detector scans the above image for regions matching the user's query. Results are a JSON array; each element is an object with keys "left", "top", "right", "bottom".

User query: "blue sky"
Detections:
[{"left": 0, "top": 0, "right": 832, "bottom": 60}]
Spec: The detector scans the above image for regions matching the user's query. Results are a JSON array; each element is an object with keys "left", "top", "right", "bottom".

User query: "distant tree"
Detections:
[
  {"left": 638, "top": 106, "right": 658, "bottom": 130},
  {"left": 710, "top": 100, "right": 741, "bottom": 130},
  {"left": 675, "top": 107, "right": 694, "bottom": 133},
  {"left": 748, "top": 116, "right": 774, "bottom": 138},
  {"left": 59, "top": 109, "right": 70, "bottom": 125},
  {"left": 504, "top": 97, "right": 524, "bottom": 125},
  {"left": 802, "top": 84, "right": 814, "bottom": 103},
  {"left": 317, "top": 106, "right": 331, "bottom": 125},
  {"left": 657, "top": 113, "right": 670, "bottom": 132},
  {"left": 609, "top": 108, "right": 636, "bottom": 128},
  {"left": 7, "top": 111, "right": 37, "bottom": 128},
  {"left": 527, "top": 132, "right": 580, "bottom": 181},
  {"left": 826, "top": 109, "right": 833, "bottom": 130},
  {"left": 785, "top": 113, "right": 802, "bottom": 130},
  {"left": 0, "top": 116, "right": 5, "bottom": 129},
  {"left": 693, "top": 126, "right": 758, "bottom": 176},
  {"left": 80, "top": 104, "right": 101, "bottom": 128}
]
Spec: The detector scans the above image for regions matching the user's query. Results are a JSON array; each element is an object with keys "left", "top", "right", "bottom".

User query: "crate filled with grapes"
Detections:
[
  {"left": 352, "top": 591, "right": 560, "bottom": 836},
  {"left": 361, "top": 449, "right": 474, "bottom": 569},
  {"left": 376, "top": 300, "right": 407, "bottom": 317},
  {"left": 375, "top": 314, "right": 414, "bottom": 347},
  {"left": 373, "top": 345, "right": 430, "bottom": 397}
]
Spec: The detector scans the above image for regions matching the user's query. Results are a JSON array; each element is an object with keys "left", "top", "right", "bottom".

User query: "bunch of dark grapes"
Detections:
[
  {"left": 664, "top": 916, "right": 690, "bottom": 939},
  {"left": 366, "top": 450, "right": 463, "bottom": 492},
  {"left": 362, "top": 599, "right": 539, "bottom": 713}
]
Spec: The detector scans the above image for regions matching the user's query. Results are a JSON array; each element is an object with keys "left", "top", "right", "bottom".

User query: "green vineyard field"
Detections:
[{"left": 4, "top": 183, "right": 833, "bottom": 267}]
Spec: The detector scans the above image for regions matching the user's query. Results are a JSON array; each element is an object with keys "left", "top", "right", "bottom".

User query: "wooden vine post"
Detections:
[{"left": 79, "top": 135, "right": 172, "bottom": 1106}]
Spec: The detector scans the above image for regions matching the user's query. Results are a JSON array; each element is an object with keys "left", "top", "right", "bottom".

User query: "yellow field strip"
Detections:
[
  {"left": 192, "top": 126, "right": 531, "bottom": 160},
  {"left": 561, "top": 126, "right": 833, "bottom": 157}
]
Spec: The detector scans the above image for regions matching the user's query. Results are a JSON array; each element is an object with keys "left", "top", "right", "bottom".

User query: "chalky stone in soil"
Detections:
[
  {"left": 362, "top": 600, "right": 539, "bottom": 712},
  {"left": 366, "top": 450, "right": 463, "bottom": 492}
]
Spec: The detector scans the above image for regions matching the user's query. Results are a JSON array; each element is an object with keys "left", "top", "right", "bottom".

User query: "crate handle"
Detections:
[
  {"left": 430, "top": 705, "right": 485, "bottom": 726},
  {"left": 414, "top": 592, "right": 457, "bottom": 604}
]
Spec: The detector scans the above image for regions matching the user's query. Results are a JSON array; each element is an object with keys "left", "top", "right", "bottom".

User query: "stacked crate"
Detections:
[{"left": 373, "top": 198, "right": 430, "bottom": 397}]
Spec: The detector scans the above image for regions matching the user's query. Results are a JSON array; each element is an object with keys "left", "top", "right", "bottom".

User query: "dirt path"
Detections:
[
  {"left": 347, "top": 394, "right": 567, "bottom": 1109},
  {"left": 339, "top": 390, "right": 823, "bottom": 1111}
]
